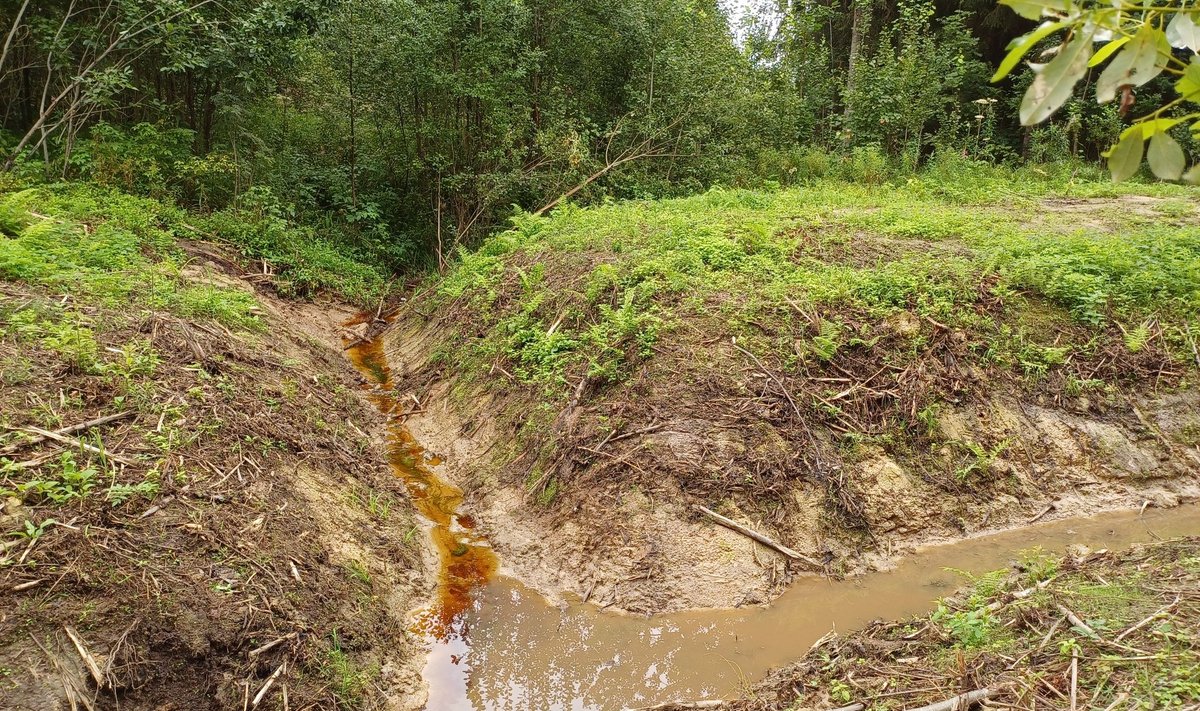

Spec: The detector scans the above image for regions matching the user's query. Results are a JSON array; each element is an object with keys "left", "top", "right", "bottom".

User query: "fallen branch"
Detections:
[
  {"left": 693, "top": 505, "right": 822, "bottom": 569},
  {"left": 1, "top": 411, "right": 134, "bottom": 455},
  {"left": 1057, "top": 604, "right": 1098, "bottom": 638},
  {"left": 28, "top": 631, "right": 95, "bottom": 711},
  {"left": 12, "top": 578, "right": 43, "bottom": 592},
  {"left": 9, "top": 451, "right": 59, "bottom": 470},
  {"left": 624, "top": 701, "right": 724, "bottom": 710},
  {"left": 903, "top": 688, "right": 994, "bottom": 711},
  {"left": 1114, "top": 596, "right": 1179, "bottom": 642},
  {"left": 1027, "top": 503, "right": 1055, "bottom": 524},
  {"left": 986, "top": 577, "right": 1056, "bottom": 612},
  {"left": 249, "top": 633, "right": 297, "bottom": 658},
  {"left": 1057, "top": 603, "right": 1148, "bottom": 654},
  {"left": 1069, "top": 647, "right": 1079, "bottom": 711},
  {"left": 20, "top": 426, "right": 138, "bottom": 466}
]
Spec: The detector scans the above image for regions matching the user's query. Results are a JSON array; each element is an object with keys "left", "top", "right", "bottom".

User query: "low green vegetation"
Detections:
[
  {"left": 417, "top": 160, "right": 1200, "bottom": 515},
  {"left": 0, "top": 178, "right": 388, "bottom": 310},
  {"left": 0, "top": 183, "right": 261, "bottom": 330},
  {"left": 436, "top": 161, "right": 1199, "bottom": 397},
  {"left": 323, "top": 631, "right": 377, "bottom": 705}
]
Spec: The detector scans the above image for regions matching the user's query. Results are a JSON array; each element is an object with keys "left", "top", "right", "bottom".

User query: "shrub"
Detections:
[{"left": 73, "top": 123, "right": 195, "bottom": 198}]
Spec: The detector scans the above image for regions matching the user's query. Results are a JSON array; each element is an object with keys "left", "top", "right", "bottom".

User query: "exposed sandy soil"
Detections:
[
  {"left": 386, "top": 320, "right": 1200, "bottom": 615},
  {"left": 0, "top": 247, "right": 427, "bottom": 710}
]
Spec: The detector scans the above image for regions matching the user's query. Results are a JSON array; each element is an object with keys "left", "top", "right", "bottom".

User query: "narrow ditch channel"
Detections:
[{"left": 347, "top": 330, "right": 1200, "bottom": 711}]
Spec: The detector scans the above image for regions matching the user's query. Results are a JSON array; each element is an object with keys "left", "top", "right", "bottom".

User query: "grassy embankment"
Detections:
[
  {"left": 413, "top": 160, "right": 1199, "bottom": 542},
  {"left": 730, "top": 538, "right": 1200, "bottom": 710},
  {"left": 0, "top": 178, "right": 419, "bottom": 708}
]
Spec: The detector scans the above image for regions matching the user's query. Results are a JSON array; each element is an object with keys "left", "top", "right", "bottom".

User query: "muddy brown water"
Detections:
[{"left": 346, "top": 330, "right": 1200, "bottom": 711}]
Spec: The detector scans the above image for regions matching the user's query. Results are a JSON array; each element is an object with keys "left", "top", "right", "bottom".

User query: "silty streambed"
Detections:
[{"left": 347, "top": 331, "right": 1200, "bottom": 711}]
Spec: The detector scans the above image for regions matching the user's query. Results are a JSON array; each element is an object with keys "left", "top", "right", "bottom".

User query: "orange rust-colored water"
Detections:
[
  {"left": 345, "top": 334, "right": 498, "bottom": 638},
  {"left": 347, "top": 327, "right": 1200, "bottom": 710}
]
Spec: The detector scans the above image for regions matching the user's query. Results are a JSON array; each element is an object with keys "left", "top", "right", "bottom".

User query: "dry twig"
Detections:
[
  {"left": 63, "top": 625, "right": 105, "bottom": 689},
  {"left": 693, "top": 505, "right": 822, "bottom": 569}
]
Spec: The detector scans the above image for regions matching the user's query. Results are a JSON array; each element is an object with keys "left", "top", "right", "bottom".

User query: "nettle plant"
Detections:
[{"left": 994, "top": 0, "right": 1200, "bottom": 181}]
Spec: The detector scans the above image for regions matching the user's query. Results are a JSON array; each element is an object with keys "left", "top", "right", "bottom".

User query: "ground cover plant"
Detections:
[
  {"left": 426, "top": 160, "right": 1199, "bottom": 497},
  {"left": 0, "top": 179, "right": 390, "bottom": 310}
]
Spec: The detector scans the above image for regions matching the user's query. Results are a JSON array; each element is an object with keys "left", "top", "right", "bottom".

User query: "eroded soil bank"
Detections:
[
  {"left": 0, "top": 241, "right": 427, "bottom": 709},
  {"left": 375, "top": 189, "right": 1200, "bottom": 616},
  {"left": 385, "top": 324, "right": 1200, "bottom": 616}
]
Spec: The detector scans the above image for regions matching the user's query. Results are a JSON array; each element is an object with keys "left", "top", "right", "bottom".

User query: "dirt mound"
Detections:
[
  {"left": 0, "top": 252, "right": 426, "bottom": 709},
  {"left": 377, "top": 187, "right": 1200, "bottom": 614}
]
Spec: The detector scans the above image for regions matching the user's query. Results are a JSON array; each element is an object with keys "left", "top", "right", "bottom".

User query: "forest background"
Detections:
[{"left": 1, "top": 0, "right": 1195, "bottom": 282}]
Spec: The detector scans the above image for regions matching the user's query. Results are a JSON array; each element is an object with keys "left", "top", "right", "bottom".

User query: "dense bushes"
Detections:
[{"left": 2, "top": 0, "right": 1193, "bottom": 273}]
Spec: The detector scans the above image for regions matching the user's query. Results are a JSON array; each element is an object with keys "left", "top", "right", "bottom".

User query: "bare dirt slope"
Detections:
[{"left": 0, "top": 248, "right": 427, "bottom": 710}]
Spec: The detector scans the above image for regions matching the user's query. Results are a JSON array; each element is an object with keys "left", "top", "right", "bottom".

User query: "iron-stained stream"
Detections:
[{"left": 347, "top": 329, "right": 1200, "bottom": 711}]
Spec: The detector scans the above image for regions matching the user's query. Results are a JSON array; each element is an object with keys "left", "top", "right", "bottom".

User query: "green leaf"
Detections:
[
  {"left": 1120, "top": 117, "right": 1183, "bottom": 140},
  {"left": 1097, "top": 27, "right": 1169, "bottom": 104},
  {"left": 1019, "top": 28, "right": 1094, "bottom": 125},
  {"left": 1000, "top": 0, "right": 1056, "bottom": 21},
  {"left": 1105, "top": 128, "right": 1145, "bottom": 182},
  {"left": 1147, "top": 132, "right": 1186, "bottom": 181},
  {"left": 1167, "top": 12, "right": 1200, "bottom": 52},
  {"left": 993, "top": 21, "right": 1068, "bottom": 82},
  {"left": 1178, "top": 58, "right": 1200, "bottom": 103},
  {"left": 1183, "top": 164, "right": 1200, "bottom": 185},
  {"left": 1088, "top": 36, "right": 1129, "bottom": 68}
]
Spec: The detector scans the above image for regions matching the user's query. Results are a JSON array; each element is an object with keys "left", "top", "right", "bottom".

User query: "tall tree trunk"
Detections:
[
  {"left": 842, "top": 0, "right": 871, "bottom": 136},
  {"left": 345, "top": 0, "right": 359, "bottom": 210}
]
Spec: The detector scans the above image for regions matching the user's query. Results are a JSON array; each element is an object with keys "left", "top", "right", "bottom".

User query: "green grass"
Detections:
[
  {"left": 435, "top": 163, "right": 1200, "bottom": 392},
  {"left": 0, "top": 180, "right": 390, "bottom": 311},
  {"left": 0, "top": 184, "right": 261, "bottom": 330},
  {"left": 323, "top": 631, "right": 376, "bottom": 705},
  {"left": 204, "top": 191, "right": 390, "bottom": 305}
]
